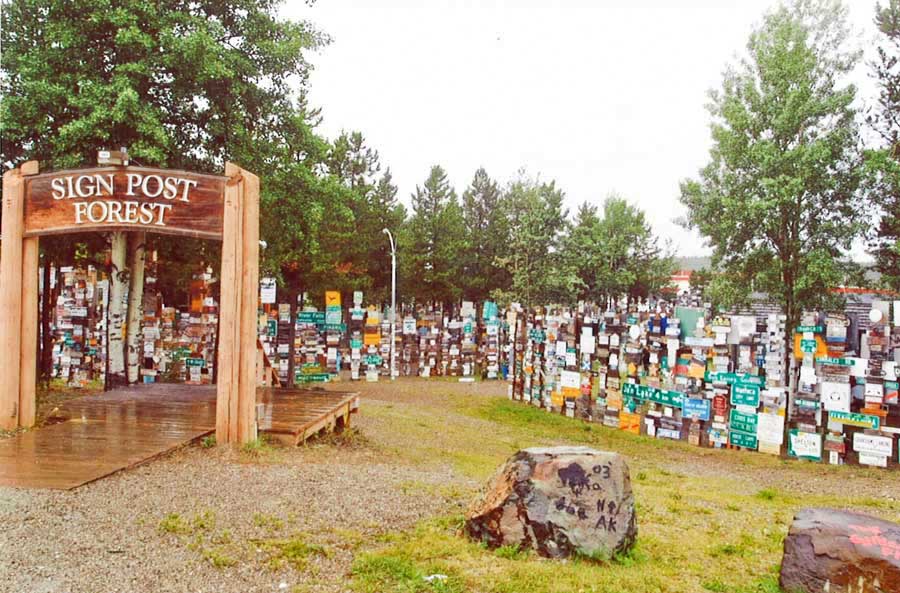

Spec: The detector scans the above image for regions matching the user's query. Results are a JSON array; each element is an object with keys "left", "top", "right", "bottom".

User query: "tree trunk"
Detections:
[
  {"left": 126, "top": 232, "right": 146, "bottom": 384},
  {"left": 39, "top": 257, "right": 53, "bottom": 388},
  {"left": 106, "top": 231, "right": 129, "bottom": 387}
]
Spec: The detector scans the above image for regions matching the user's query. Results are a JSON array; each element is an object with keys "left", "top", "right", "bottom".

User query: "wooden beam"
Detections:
[
  {"left": 19, "top": 236, "right": 39, "bottom": 428},
  {"left": 215, "top": 163, "right": 244, "bottom": 443},
  {"left": 0, "top": 166, "right": 26, "bottom": 430},
  {"left": 237, "top": 167, "right": 260, "bottom": 443}
]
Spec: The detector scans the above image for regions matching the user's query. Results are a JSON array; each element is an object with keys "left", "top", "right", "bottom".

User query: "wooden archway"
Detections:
[{"left": 0, "top": 161, "right": 259, "bottom": 444}]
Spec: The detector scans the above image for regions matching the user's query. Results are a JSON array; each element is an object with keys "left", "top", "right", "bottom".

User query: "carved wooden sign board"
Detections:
[{"left": 24, "top": 166, "right": 227, "bottom": 240}]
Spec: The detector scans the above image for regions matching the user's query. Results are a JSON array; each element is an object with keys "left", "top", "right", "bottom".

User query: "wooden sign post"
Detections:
[{"left": 0, "top": 161, "right": 259, "bottom": 444}]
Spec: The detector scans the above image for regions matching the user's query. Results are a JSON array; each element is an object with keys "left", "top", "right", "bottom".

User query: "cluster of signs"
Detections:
[{"left": 507, "top": 301, "right": 899, "bottom": 469}]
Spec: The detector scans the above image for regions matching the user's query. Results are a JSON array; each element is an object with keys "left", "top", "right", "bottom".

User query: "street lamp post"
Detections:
[{"left": 382, "top": 228, "right": 397, "bottom": 380}]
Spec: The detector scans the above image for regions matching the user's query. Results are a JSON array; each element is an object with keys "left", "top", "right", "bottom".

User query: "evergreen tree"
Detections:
[
  {"left": 461, "top": 168, "right": 510, "bottom": 303},
  {"left": 400, "top": 165, "right": 466, "bottom": 306}
]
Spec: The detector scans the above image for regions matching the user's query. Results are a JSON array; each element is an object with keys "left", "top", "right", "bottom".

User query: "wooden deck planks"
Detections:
[{"left": 0, "top": 384, "right": 359, "bottom": 490}]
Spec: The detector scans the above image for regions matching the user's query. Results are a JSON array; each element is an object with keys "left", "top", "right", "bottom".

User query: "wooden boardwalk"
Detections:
[{"left": 0, "top": 384, "right": 358, "bottom": 490}]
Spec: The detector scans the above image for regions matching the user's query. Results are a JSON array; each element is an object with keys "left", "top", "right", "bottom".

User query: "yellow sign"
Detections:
[
  {"left": 325, "top": 291, "right": 341, "bottom": 308},
  {"left": 619, "top": 412, "right": 641, "bottom": 434}
]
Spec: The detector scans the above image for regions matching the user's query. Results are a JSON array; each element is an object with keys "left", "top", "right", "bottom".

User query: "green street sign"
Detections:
[
  {"left": 795, "top": 325, "right": 823, "bottom": 334},
  {"left": 731, "top": 382, "right": 760, "bottom": 408},
  {"left": 267, "top": 319, "right": 277, "bottom": 337},
  {"left": 528, "top": 329, "right": 546, "bottom": 343},
  {"left": 366, "top": 355, "right": 383, "bottom": 365},
  {"left": 298, "top": 311, "right": 325, "bottom": 324},
  {"left": 705, "top": 371, "right": 764, "bottom": 387},
  {"left": 729, "top": 408, "right": 758, "bottom": 435},
  {"left": 621, "top": 382, "right": 684, "bottom": 408},
  {"left": 816, "top": 356, "right": 853, "bottom": 367},
  {"left": 185, "top": 357, "right": 205, "bottom": 368},
  {"left": 800, "top": 339, "right": 817, "bottom": 353},
  {"left": 295, "top": 372, "right": 330, "bottom": 383},
  {"left": 729, "top": 431, "right": 758, "bottom": 449},
  {"left": 828, "top": 410, "right": 880, "bottom": 430},
  {"left": 350, "top": 339, "right": 363, "bottom": 349},
  {"left": 320, "top": 322, "right": 346, "bottom": 333}
]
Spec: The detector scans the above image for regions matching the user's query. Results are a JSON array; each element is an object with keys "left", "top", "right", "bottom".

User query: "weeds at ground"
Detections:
[
  {"left": 239, "top": 435, "right": 281, "bottom": 461},
  {"left": 255, "top": 535, "right": 330, "bottom": 570}
]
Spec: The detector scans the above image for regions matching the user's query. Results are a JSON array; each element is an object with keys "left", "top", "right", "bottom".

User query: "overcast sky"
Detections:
[{"left": 286, "top": 0, "right": 882, "bottom": 257}]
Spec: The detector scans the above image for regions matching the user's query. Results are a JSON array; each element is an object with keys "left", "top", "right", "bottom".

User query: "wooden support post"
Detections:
[
  {"left": 19, "top": 236, "right": 39, "bottom": 428},
  {"left": 214, "top": 163, "right": 260, "bottom": 445},
  {"left": 216, "top": 163, "right": 244, "bottom": 443},
  {"left": 237, "top": 168, "right": 260, "bottom": 443},
  {"left": 0, "top": 165, "right": 26, "bottom": 430},
  {"left": 18, "top": 161, "right": 39, "bottom": 428}
]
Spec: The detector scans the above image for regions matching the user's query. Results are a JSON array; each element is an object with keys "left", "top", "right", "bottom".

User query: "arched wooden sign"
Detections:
[{"left": 0, "top": 161, "right": 259, "bottom": 444}]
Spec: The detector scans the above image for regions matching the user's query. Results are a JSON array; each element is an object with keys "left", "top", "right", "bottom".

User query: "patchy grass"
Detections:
[
  {"left": 239, "top": 435, "right": 280, "bottom": 460},
  {"left": 350, "top": 384, "right": 900, "bottom": 593},
  {"left": 256, "top": 535, "right": 330, "bottom": 570}
]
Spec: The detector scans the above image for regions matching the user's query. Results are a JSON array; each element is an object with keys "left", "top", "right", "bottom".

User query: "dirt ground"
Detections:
[{"left": 1, "top": 378, "right": 898, "bottom": 593}]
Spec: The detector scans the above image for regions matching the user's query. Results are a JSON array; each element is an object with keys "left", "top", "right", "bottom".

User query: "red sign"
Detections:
[{"left": 712, "top": 394, "right": 728, "bottom": 417}]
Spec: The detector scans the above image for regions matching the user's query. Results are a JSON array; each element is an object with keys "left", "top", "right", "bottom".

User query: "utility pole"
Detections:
[{"left": 382, "top": 228, "right": 397, "bottom": 380}]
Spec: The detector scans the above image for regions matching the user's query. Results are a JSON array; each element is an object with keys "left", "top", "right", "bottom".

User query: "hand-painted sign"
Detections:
[
  {"left": 788, "top": 429, "right": 822, "bottom": 460},
  {"left": 853, "top": 433, "right": 893, "bottom": 457},
  {"left": 24, "top": 166, "right": 226, "bottom": 239},
  {"left": 756, "top": 412, "right": 785, "bottom": 445}
]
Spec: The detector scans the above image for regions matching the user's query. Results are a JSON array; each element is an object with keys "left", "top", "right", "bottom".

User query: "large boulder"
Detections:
[
  {"left": 780, "top": 508, "right": 900, "bottom": 593},
  {"left": 464, "top": 446, "right": 637, "bottom": 559}
]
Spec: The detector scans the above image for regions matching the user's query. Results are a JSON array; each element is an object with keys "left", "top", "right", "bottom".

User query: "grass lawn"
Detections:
[{"left": 344, "top": 380, "right": 900, "bottom": 593}]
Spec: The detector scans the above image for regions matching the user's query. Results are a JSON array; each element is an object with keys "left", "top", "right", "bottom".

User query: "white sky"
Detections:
[{"left": 286, "top": 0, "right": 882, "bottom": 257}]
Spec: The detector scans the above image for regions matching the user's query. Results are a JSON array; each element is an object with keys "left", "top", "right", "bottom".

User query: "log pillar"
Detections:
[
  {"left": 0, "top": 161, "right": 39, "bottom": 430},
  {"left": 215, "top": 163, "right": 259, "bottom": 444}
]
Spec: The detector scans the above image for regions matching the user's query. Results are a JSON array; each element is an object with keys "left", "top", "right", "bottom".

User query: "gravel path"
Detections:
[{"left": 0, "top": 414, "right": 466, "bottom": 593}]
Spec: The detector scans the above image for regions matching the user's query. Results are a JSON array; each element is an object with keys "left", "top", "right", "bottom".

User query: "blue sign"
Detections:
[{"left": 683, "top": 397, "right": 711, "bottom": 421}]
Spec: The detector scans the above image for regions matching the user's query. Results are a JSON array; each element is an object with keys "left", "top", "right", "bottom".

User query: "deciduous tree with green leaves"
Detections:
[
  {"left": 494, "top": 173, "right": 573, "bottom": 308},
  {"left": 565, "top": 196, "right": 673, "bottom": 307},
  {"left": 1, "top": 0, "right": 327, "bottom": 385},
  {"left": 866, "top": 0, "right": 900, "bottom": 291},
  {"left": 680, "top": 0, "right": 865, "bottom": 365}
]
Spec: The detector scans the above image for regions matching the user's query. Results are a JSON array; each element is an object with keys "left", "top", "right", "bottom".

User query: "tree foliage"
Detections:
[
  {"left": 460, "top": 168, "right": 510, "bottom": 303},
  {"left": 399, "top": 165, "right": 466, "bottom": 305},
  {"left": 494, "top": 174, "right": 573, "bottom": 307},
  {"left": 866, "top": 0, "right": 900, "bottom": 291},
  {"left": 680, "top": 0, "right": 864, "bottom": 334},
  {"left": 565, "top": 196, "right": 674, "bottom": 305}
]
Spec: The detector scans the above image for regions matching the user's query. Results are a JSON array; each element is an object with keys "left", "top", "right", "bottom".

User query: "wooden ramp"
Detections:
[{"left": 0, "top": 384, "right": 358, "bottom": 490}]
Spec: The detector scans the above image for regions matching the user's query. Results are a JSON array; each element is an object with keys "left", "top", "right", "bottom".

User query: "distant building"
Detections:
[{"left": 670, "top": 270, "right": 692, "bottom": 294}]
